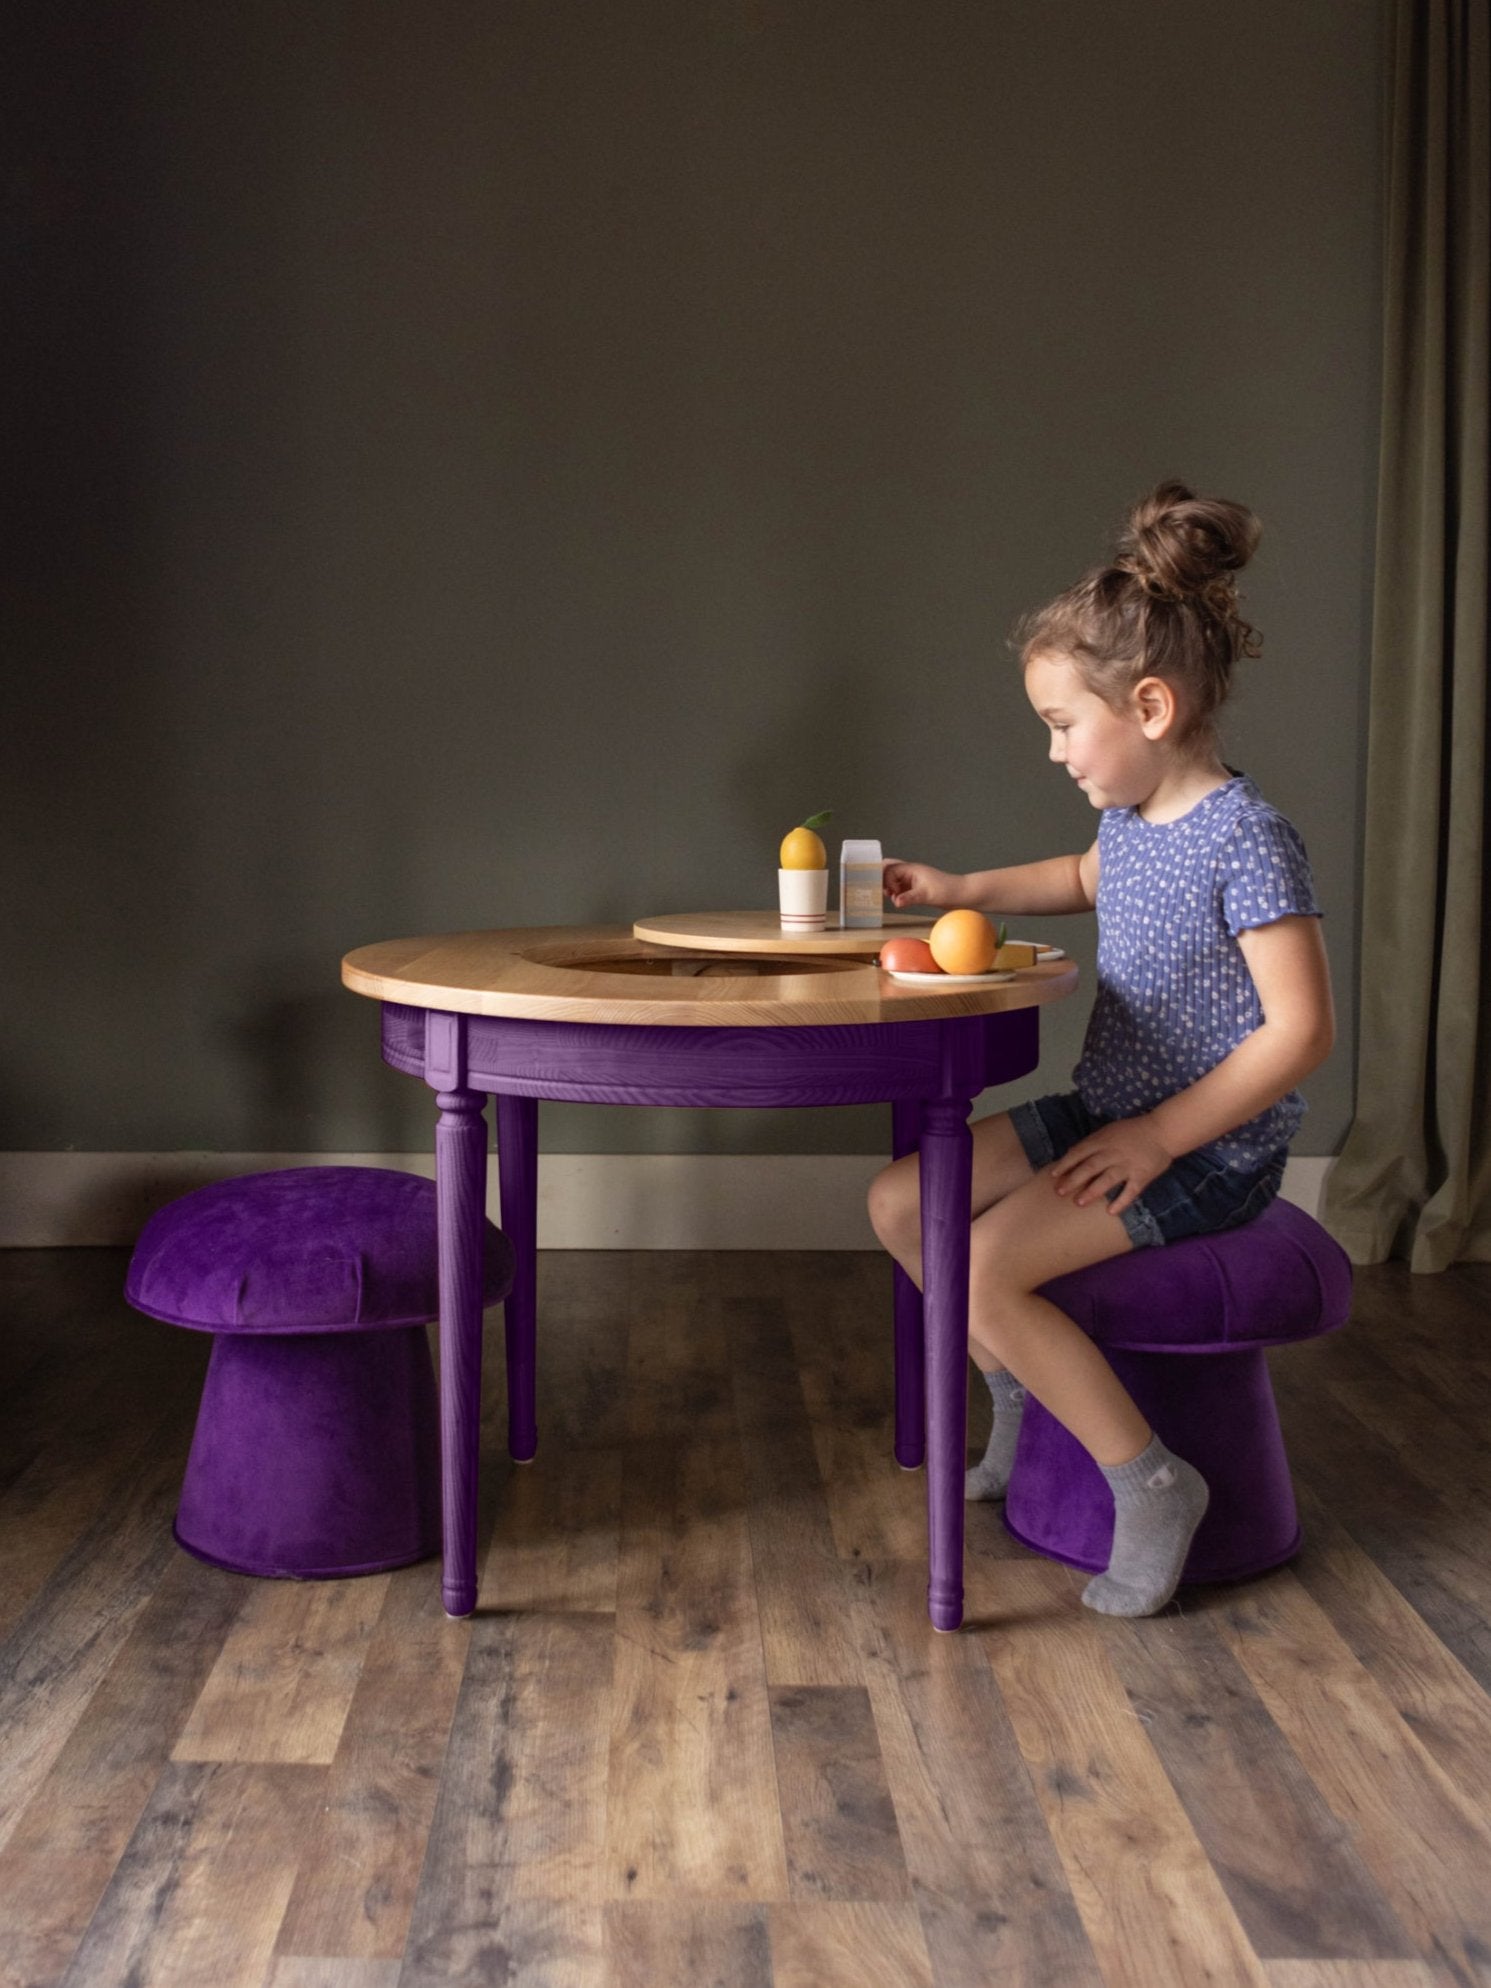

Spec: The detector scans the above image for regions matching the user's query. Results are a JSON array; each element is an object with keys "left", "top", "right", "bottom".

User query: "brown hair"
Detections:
[{"left": 1015, "top": 481, "right": 1263, "bottom": 747}]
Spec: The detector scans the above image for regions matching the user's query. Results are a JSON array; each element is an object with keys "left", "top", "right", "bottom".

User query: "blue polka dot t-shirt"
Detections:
[{"left": 1073, "top": 774, "right": 1321, "bottom": 1171}]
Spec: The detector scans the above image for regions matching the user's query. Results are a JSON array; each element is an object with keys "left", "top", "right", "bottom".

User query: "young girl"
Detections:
[{"left": 868, "top": 481, "right": 1334, "bottom": 1618}]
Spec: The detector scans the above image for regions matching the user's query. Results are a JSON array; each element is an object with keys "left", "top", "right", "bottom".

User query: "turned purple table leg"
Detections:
[
  {"left": 495, "top": 1092, "right": 539, "bottom": 1463},
  {"left": 890, "top": 1098, "right": 925, "bottom": 1470},
  {"left": 434, "top": 1086, "right": 488, "bottom": 1617},
  {"left": 920, "top": 1095, "right": 973, "bottom": 1632}
]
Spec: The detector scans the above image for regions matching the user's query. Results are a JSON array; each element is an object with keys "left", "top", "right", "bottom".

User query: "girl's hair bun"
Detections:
[
  {"left": 1013, "top": 479, "right": 1264, "bottom": 749},
  {"left": 1113, "top": 480, "right": 1261, "bottom": 624}
]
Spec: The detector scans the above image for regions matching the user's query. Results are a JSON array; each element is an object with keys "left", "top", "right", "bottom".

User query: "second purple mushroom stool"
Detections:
[
  {"left": 1003, "top": 1197, "right": 1352, "bottom": 1583},
  {"left": 126, "top": 1166, "right": 514, "bottom": 1579}
]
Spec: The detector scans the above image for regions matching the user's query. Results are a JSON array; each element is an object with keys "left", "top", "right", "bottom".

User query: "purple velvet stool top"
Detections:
[
  {"left": 126, "top": 1166, "right": 514, "bottom": 1333},
  {"left": 1040, "top": 1197, "right": 1353, "bottom": 1351}
]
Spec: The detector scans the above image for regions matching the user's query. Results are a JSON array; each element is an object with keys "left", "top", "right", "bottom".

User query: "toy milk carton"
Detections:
[{"left": 839, "top": 839, "right": 884, "bottom": 928}]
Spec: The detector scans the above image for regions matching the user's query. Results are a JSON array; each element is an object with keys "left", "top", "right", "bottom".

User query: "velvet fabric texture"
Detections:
[
  {"left": 1003, "top": 1199, "right": 1352, "bottom": 1584},
  {"left": 126, "top": 1166, "right": 514, "bottom": 1332},
  {"left": 125, "top": 1167, "right": 515, "bottom": 1578}
]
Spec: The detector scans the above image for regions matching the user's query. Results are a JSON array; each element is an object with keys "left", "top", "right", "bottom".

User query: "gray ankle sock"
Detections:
[
  {"left": 1082, "top": 1433, "right": 1209, "bottom": 1617},
  {"left": 965, "top": 1368, "right": 1027, "bottom": 1502}
]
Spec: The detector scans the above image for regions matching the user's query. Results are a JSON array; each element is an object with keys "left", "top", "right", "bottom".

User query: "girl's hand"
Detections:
[
  {"left": 1050, "top": 1117, "right": 1173, "bottom": 1216},
  {"left": 881, "top": 859, "right": 963, "bottom": 910}
]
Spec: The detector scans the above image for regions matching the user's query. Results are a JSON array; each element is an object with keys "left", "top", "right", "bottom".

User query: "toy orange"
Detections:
[{"left": 927, "top": 909, "right": 997, "bottom": 975}]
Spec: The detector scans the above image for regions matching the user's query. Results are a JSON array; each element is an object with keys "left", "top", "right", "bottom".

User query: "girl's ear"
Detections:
[{"left": 1134, "top": 674, "right": 1178, "bottom": 740}]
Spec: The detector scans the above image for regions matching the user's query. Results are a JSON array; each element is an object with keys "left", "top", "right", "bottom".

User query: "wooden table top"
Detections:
[{"left": 342, "top": 924, "right": 1078, "bottom": 1029}]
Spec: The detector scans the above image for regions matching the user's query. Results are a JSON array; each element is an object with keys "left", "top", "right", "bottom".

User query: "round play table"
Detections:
[{"left": 341, "top": 920, "right": 1076, "bottom": 1631}]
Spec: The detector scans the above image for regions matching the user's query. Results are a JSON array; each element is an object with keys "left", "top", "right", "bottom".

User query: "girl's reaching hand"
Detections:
[
  {"left": 881, "top": 860, "right": 964, "bottom": 911},
  {"left": 1050, "top": 1116, "right": 1173, "bottom": 1217}
]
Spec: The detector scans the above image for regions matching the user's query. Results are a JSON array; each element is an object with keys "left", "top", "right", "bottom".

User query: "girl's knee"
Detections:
[
  {"left": 867, "top": 1157, "right": 920, "bottom": 1253},
  {"left": 968, "top": 1220, "right": 1038, "bottom": 1317}
]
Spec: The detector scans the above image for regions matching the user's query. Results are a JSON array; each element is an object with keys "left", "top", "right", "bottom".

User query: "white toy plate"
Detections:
[{"left": 885, "top": 968, "right": 1016, "bottom": 985}]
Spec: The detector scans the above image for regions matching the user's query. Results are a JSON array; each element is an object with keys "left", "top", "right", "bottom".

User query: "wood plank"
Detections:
[
  {"left": 0, "top": 1250, "right": 181, "bottom": 1485},
  {"left": 858, "top": 1556, "right": 1104, "bottom": 1988},
  {"left": 786, "top": 1254, "right": 938, "bottom": 1569},
  {"left": 0, "top": 1551, "right": 244, "bottom": 1988},
  {"left": 728, "top": 1253, "right": 866, "bottom": 1686},
  {"left": 0, "top": 1399, "right": 199, "bottom": 1857},
  {"left": 1264, "top": 1965, "right": 1453, "bottom": 1987},
  {"left": 1100, "top": 1602, "right": 1414, "bottom": 1961},
  {"left": 1288, "top": 1479, "right": 1491, "bottom": 1815},
  {"left": 0, "top": 1307, "right": 205, "bottom": 1641},
  {"left": 1212, "top": 1570, "right": 1491, "bottom": 1980},
  {"left": 1272, "top": 1352, "right": 1491, "bottom": 1691},
  {"left": 397, "top": 1613, "right": 612, "bottom": 1983},
  {"left": 481, "top": 1448, "right": 622, "bottom": 1615},
  {"left": 767, "top": 1686, "right": 911, "bottom": 1903},
  {"left": 527, "top": 1249, "right": 634, "bottom": 1451},
  {"left": 1289, "top": 1316, "right": 1491, "bottom": 1510},
  {"left": 767, "top": 1902, "right": 934, "bottom": 1988},
  {"left": 58, "top": 1762, "right": 322, "bottom": 1988},
  {"left": 974, "top": 1558, "right": 1269, "bottom": 1988},
  {"left": 264, "top": 1963, "right": 403, "bottom": 1988},
  {"left": 405, "top": 1904, "right": 604, "bottom": 1988},
  {"left": 271, "top": 1561, "right": 472, "bottom": 1961},
  {"left": 606, "top": 1440, "right": 790, "bottom": 1901},
  {"left": 1339, "top": 1276, "right": 1491, "bottom": 1455},
  {"left": 622, "top": 1253, "right": 739, "bottom": 1445},
  {"left": 602, "top": 1903, "right": 770, "bottom": 1987},
  {"left": 172, "top": 1576, "right": 391, "bottom": 1766}
]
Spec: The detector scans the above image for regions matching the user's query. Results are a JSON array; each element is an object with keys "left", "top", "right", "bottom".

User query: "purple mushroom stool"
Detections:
[
  {"left": 126, "top": 1167, "right": 514, "bottom": 1579},
  {"left": 1003, "top": 1197, "right": 1352, "bottom": 1584}
]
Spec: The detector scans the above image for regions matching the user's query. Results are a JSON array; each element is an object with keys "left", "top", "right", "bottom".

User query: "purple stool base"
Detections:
[
  {"left": 998, "top": 1201, "right": 1353, "bottom": 1587},
  {"left": 1003, "top": 1345, "right": 1301, "bottom": 1583},
  {"left": 174, "top": 1324, "right": 442, "bottom": 1580}
]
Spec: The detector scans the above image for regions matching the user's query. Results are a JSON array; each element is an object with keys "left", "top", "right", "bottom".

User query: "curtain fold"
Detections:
[{"left": 1322, "top": 0, "right": 1489, "bottom": 1271}]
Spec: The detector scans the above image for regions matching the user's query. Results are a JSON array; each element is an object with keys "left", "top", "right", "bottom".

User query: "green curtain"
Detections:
[{"left": 1323, "top": 0, "right": 1489, "bottom": 1271}]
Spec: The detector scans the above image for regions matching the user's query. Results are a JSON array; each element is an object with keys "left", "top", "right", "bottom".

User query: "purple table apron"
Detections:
[{"left": 378, "top": 1000, "right": 1041, "bottom": 1632}]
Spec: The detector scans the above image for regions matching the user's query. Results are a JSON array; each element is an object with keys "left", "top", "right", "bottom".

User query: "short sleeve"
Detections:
[{"left": 1221, "top": 809, "right": 1321, "bottom": 937}]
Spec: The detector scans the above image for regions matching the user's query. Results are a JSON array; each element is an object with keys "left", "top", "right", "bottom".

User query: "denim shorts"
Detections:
[{"left": 1007, "top": 1090, "right": 1285, "bottom": 1251}]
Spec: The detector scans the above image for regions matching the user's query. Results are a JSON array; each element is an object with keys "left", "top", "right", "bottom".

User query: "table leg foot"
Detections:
[
  {"left": 928, "top": 1585, "right": 964, "bottom": 1633},
  {"left": 443, "top": 1588, "right": 476, "bottom": 1619}
]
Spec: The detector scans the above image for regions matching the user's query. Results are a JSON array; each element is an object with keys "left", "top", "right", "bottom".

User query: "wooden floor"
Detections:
[{"left": 2, "top": 1248, "right": 1491, "bottom": 1988}]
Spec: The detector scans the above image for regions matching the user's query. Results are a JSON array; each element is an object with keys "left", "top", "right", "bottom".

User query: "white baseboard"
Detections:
[{"left": 0, "top": 1150, "right": 1334, "bottom": 1250}]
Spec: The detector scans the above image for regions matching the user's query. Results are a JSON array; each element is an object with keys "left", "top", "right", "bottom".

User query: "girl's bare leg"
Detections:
[
  {"left": 867, "top": 1109, "right": 1034, "bottom": 1298},
  {"left": 964, "top": 1162, "right": 1144, "bottom": 1461},
  {"left": 868, "top": 1111, "right": 1037, "bottom": 1492},
  {"left": 967, "top": 1171, "right": 1209, "bottom": 1614}
]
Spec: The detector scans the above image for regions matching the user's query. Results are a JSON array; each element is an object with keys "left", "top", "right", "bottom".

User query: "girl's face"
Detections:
[{"left": 1023, "top": 648, "right": 1166, "bottom": 811}]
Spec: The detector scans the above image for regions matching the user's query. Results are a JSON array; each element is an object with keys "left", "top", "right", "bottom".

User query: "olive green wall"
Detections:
[{"left": 5, "top": 2, "right": 1382, "bottom": 1159}]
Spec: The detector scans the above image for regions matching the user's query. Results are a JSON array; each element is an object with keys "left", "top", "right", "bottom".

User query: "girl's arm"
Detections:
[
  {"left": 1054, "top": 915, "right": 1335, "bottom": 1213},
  {"left": 885, "top": 842, "right": 1098, "bottom": 917}
]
